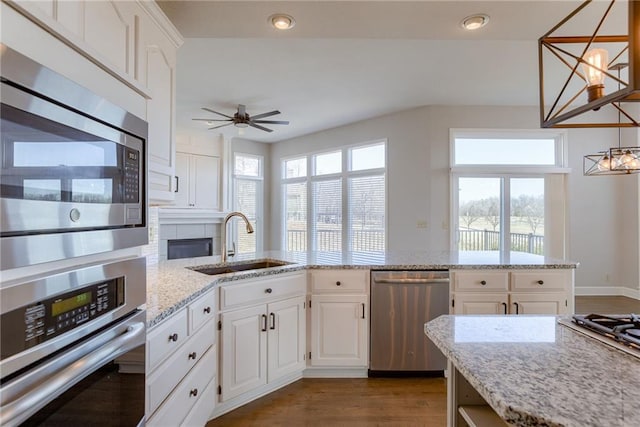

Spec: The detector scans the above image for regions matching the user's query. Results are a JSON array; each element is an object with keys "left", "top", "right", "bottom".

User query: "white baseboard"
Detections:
[
  {"left": 303, "top": 367, "right": 368, "bottom": 378},
  {"left": 575, "top": 286, "right": 640, "bottom": 299}
]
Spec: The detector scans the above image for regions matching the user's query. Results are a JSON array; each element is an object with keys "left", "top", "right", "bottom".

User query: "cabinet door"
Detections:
[
  {"left": 83, "top": 1, "right": 135, "bottom": 76},
  {"left": 143, "top": 22, "right": 177, "bottom": 203},
  {"left": 453, "top": 293, "right": 508, "bottom": 315},
  {"left": 311, "top": 295, "right": 368, "bottom": 367},
  {"left": 510, "top": 293, "right": 567, "bottom": 315},
  {"left": 220, "top": 305, "right": 267, "bottom": 401},
  {"left": 193, "top": 154, "right": 220, "bottom": 209},
  {"left": 267, "top": 296, "right": 306, "bottom": 382},
  {"left": 173, "top": 152, "right": 190, "bottom": 207}
]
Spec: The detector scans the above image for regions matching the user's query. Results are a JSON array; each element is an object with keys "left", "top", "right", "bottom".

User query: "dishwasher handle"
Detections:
[{"left": 373, "top": 278, "right": 449, "bottom": 284}]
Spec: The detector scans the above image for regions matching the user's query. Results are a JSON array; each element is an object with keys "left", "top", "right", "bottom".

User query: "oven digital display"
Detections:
[{"left": 51, "top": 291, "right": 92, "bottom": 317}]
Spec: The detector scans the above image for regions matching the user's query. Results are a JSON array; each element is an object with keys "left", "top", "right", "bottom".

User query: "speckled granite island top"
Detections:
[
  {"left": 146, "top": 250, "right": 577, "bottom": 327},
  {"left": 424, "top": 315, "right": 640, "bottom": 427}
]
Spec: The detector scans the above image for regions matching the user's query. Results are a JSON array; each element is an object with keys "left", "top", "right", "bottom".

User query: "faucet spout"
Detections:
[{"left": 221, "top": 211, "right": 254, "bottom": 263}]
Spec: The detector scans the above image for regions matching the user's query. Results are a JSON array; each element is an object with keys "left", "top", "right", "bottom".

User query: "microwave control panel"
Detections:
[
  {"left": 123, "top": 147, "right": 140, "bottom": 203},
  {"left": 0, "top": 277, "right": 125, "bottom": 360}
]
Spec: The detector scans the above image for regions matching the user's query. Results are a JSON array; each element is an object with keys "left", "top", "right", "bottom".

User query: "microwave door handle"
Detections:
[{"left": 0, "top": 321, "right": 145, "bottom": 427}]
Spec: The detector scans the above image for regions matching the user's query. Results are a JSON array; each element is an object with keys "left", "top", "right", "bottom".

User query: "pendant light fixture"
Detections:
[
  {"left": 539, "top": 0, "right": 640, "bottom": 128},
  {"left": 583, "top": 63, "right": 640, "bottom": 175}
]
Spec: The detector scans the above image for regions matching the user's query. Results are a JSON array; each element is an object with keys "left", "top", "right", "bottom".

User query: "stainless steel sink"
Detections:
[{"left": 190, "top": 259, "right": 292, "bottom": 276}]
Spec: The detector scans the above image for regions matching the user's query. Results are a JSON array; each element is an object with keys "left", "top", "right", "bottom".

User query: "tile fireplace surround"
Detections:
[{"left": 159, "top": 222, "right": 221, "bottom": 261}]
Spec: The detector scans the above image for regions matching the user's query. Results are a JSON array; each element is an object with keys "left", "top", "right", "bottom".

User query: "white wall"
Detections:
[{"left": 270, "top": 105, "right": 639, "bottom": 294}]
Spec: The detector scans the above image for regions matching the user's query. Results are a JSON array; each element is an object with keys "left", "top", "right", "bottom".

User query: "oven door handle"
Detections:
[{"left": 0, "top": 321, "right": 145, "bottom": 427}]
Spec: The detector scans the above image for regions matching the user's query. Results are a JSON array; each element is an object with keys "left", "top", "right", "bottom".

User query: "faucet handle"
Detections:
[{"left": 228, "top": 242, "right": 236, "bottom": 258}]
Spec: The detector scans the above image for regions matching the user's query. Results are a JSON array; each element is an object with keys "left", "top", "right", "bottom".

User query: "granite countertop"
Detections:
[
  {"left": 424, "top": 315, "right": 640, "bottom": 427},
  {"left": 146, "top": 250, "right": 578, "bottom": 327}
]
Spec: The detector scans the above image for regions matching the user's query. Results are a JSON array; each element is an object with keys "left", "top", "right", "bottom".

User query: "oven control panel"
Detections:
[
  {"left": 0, "top": 277, "right": 125, "bottom": 360},
  {"left": 123, "top": 147, "right": 140, "bottom": 203}
]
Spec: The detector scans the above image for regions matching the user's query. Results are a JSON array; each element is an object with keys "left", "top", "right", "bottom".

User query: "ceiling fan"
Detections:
[{"left": 192, "top": 104, "right": 289, "bottom": 133}]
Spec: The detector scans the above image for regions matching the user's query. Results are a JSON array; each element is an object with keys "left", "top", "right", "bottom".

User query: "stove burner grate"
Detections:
[{"left": 573, "top": 313, "right": 640, "bottom": 350}]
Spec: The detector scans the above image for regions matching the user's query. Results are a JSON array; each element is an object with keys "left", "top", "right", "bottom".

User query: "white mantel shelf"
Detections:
[{"left": 158, "top": 208, "right": 226, "bottom": 224}]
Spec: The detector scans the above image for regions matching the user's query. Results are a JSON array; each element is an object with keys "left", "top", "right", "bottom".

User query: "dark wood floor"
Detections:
[{"left": 208, "top": 296, "right": 638, "bottom": 426}]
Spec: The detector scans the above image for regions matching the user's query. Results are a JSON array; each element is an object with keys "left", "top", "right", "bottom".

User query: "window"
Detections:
[
  {"left": 451, "top": 130, "right": 568, "bottom": 256},
  {"left": 282, "top": 141, "right": 386, "bottom": 252},
  {"left": 233, "top": 153, "right": 263, "bottom": 253}
]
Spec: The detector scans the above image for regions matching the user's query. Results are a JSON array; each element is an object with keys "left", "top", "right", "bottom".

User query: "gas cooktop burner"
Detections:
[{"left": 561, "top": 314, "right": 640, "bottom": 358}]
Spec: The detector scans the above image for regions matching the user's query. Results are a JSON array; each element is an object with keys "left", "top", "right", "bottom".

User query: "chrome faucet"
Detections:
[{"left": 221, "top": 211, "right": 254, "bottom": 263}]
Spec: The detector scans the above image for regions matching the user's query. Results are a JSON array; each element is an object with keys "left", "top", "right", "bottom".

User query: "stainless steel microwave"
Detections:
[{"left": 0, "top": 44, "right": 148, "bottom": 270}]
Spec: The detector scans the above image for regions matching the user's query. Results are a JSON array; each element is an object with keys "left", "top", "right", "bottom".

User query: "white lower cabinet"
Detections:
[
  {"left": 452, "top": 292, "right": 567, "bottom": 315},
  {"left": 310, "top": 294, "right": 368, "bottom": 366},
  {"left": 218, "top": 273, "right": 306, "bottom": 403},
  {"left": 309, "top": 269, "right": 369, "bottom": 368},
  {"left": 146, "top": 289, "right": 216, "bottom": 426},
  {"left": 451, "top": 269, "right": 572, "bottom": 315}
]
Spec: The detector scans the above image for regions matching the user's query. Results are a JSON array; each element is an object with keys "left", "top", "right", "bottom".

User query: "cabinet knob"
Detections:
[
  {"left": 168, "top": 333, "right": 178, "bottom": 342},
  {"left": 336, "top": 281, "right": 341, "bottom": 286},
  {"left": 188, "top": 352, "right": 197, "bottom": 360},
  {"left": 537, "top": 280, "right": 544, "bottom": 285},
  {"left": 480, "top": 280, "right": 487, "bottom": 286},
  {"left": 189, "top": 388, "right": 198, "bottom": 397},
  {"left": 265, "top": 288, "right": 273, "bottom": 294},
  {"left": 204, "top": 306, "right": 211, "bottom": 314}
]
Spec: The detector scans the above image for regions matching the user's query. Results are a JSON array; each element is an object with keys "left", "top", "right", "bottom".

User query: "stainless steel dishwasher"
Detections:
[{"left": 369, "top": 270, "right": 449, "bottom": 376}]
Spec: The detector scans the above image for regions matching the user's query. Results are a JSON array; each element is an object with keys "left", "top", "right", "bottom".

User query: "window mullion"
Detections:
[
  {"left": 342, "top": 148, "right": 349, "bottom": 251},
  {"left": 307, "top": 156, "right": 313, "bottom": 252},
  {"left": 502, "top": 176, "right": 511, "bottom": 252}
]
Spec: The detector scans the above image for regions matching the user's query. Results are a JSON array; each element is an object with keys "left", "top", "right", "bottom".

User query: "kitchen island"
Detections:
[{"left": 424, "top": 315, "right": 640, "bottom": 427}]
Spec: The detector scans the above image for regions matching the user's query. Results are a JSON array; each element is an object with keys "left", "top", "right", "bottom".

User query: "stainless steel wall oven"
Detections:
[
  {"left": 0, "top": 44, "right": 148, "bottom": 270},
  {"left": 0, "top": 257, "right": 147, "bottom": 426}
]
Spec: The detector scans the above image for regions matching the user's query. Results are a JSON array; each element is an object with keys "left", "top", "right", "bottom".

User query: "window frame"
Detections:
[
  {"left": 449, "top": 129, "right": 569, "bottom": 256},
  {"left": 281, "top": 139, "right": 387, "bottom": 252},
  {"left": 450, "top": 128, "right": 570, "bottom": 174},
  {"left": 232, "top": 152, "right": 264, "bottom": 253}
]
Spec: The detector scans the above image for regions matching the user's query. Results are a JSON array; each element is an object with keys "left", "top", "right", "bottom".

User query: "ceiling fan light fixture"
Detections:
[
  {"left": 461, "top": 14, "right": 489, "bottom": 31},
  {"left": 269, "top": 14, "right": 295, "bottom": 30},
  {"left": 234, "top": 122, "right": 249, "bottom": 128}
]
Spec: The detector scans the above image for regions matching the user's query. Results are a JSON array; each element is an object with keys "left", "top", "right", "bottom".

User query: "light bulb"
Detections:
[
  {"left": 627, "top": 154, "right": 640, "bottom": 169},
  {"left": 597, "top": 154, "right": 612, "bottom": 171},
  {"left": 269, "top": 14, "right": 295, "bottom": 30},
  {"left": 582, "top": 48, "right": 608, "bottom": 102},
  {"left": 618, "top": 150, "right": 638, "bottom": 169}
]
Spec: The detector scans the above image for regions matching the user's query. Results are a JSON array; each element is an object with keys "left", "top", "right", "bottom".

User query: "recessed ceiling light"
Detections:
[
  {"left": 269, "top": 14, "right": 295, "bottom": 30},
  {"left": 461, "top": 14, "right": 490, "bottom": 31}
]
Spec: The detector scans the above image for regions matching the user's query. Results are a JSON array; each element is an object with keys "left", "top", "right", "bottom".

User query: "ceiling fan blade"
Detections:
[
  {"left": 192, "top": 118, "right": 232, "bottom": 122},
  {"left": 208, "top": 123, "right": 233, "bottom": 130},
  {"left": 248, "top": 122, "right": 273, "bottom": 132},
  {"left": 202, "top": 107, "right": 233, "bottom": 119},
  {"left": 250, "top": 110, "right": 281, "bottom": 120},
  {"left": 238, "top": 104, "right": 246, "bottom": 116},
  {"left": 253, "top": 120, "right": 289, "bottom": 125}
]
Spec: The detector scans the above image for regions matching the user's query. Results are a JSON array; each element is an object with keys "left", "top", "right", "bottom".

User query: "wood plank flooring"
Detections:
[
  {"left": 208, "top": 296, "right": 638, "bottom": 427},
  {"left": 575, "top": 295, "right": 640, "bottom": 314},
  {"left": 206, "top": 378, "right": 447, "bottom": 427}
]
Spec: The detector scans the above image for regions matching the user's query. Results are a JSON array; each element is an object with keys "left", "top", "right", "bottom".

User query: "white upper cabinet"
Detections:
[
  {"left": 5, "top": 1, "right": 184, "bottom": 205},
  {"left": 137, "top": 1, "right": 183, "bottom": 204}
]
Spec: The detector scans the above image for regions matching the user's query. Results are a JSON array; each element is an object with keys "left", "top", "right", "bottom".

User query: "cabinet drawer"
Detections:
[
  {"left": 510, "top": 270, "right": 568, "bottom": 291},
  {"left": 311, "top": 270, "right": 367, "bottom": 293},
  {"left": 454, "top": 271, "right": 508, "bottom": 291},
  {"left": 147, "top": 320, "right": 215, "bottom": 415},
  {"left": 147, "top": 345, "right": 217, "bottom": 426},
  {"left": 180, "top": 370, "right": 217, "bottom": 427},
  {"left": 147, "top": 309, "right": 188, "bottom": 371},
  {"left": 220, "top": 272, "right": 306, "bottom": 310},
  {"left": 189, "top": 290, "right": 216, "bottom": 335}
]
